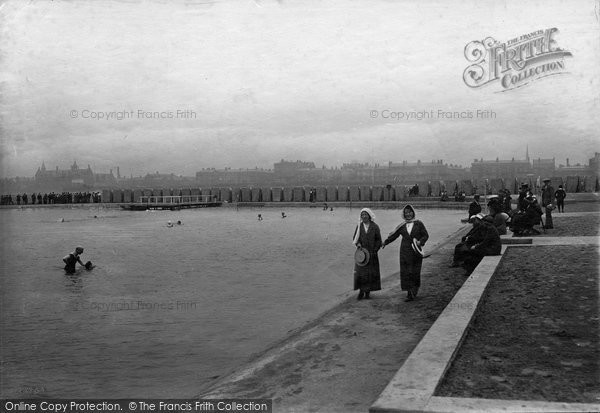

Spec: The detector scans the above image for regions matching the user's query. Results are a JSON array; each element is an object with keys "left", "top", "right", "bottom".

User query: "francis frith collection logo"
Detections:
[{"left": 463, "top": 28, "right": 572, "bottom": 91}]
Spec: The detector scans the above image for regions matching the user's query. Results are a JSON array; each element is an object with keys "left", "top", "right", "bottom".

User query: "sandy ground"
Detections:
[
  {"left": 436, "top": 245, "right": 599, "bottom": 403},
  {"left": 199, "top": 229, "right": 471, "bottom": 412}
]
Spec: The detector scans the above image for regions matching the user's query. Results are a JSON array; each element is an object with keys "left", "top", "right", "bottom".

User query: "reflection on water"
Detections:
[{"left": 0, "top": 206, "right": 465, "bottom": 398}]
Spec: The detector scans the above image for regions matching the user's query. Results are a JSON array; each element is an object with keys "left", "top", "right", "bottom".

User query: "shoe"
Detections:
[
  {"left": 364, "top": 291, "right": 370, "bottom": 299},
  {"left": 357, "top": 291, "right": 365, "bottom": 300}
]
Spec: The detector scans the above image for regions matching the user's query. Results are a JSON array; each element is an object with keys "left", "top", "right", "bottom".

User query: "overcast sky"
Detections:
[{"left": 1, "top": 0, "right": 598, "bottom": 178}]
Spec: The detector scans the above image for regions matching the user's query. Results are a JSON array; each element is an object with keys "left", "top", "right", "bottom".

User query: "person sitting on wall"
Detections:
[
  {"left": 449, "top": 216, "right": 480, "bottom": 268},
  {"left": 511, "top": 193, "right": 543, "bottom": 236},
  {"left": 468, "top": 194, "right": 482, "bottom": 219},
  {"left": 461, "top": 214, "right": 502, "bottom": 276},
  {"left": 487, "top": 198, "right": 509, "bottom": 235}
]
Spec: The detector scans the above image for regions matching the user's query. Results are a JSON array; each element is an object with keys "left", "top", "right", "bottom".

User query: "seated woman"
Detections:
[
  {"left": 487, "top": 200, "right": 508, "bottom": 235},
  {"left": 511, "top": 194, "right": 543, "bottom": 236},
  {"left": 462, "top": 214, "right": 501, "bottom": 276}
]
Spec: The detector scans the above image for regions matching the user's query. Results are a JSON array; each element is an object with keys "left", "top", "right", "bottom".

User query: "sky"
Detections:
[{"left": 0, "top": 0, "right": 599, "bottom": 178}]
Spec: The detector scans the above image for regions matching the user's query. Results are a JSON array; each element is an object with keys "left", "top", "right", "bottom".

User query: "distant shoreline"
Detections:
[{"left": 1, "top": 193, "right": 598, "bottom": 210}]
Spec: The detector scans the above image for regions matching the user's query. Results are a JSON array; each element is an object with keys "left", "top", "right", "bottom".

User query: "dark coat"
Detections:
[
  {"left": 384, "top": 220, "right": 429, "bottom": 291},
  {"left": 468, "top": 201, "right": 481, "bottom": 217},
  {"left": 353, "top": 222, "right": 382, "bottom": 291},
  {"left": 469, "top": 221, "right": 501, "bottom": 255},
  {"left": 541, "top": 185, "right": 554, "bottom": 206}
]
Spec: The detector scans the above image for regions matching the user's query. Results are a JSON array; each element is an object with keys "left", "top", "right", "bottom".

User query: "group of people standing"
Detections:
[
  {"left": 352, "top": 205, "right": 428, "bottom": 302},
  {"left": 1, "top": 191, "right": 101, "bottom": 205}
]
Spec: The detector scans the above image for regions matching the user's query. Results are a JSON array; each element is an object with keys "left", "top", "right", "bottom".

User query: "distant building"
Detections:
[
  {"left": 531, "top": 157, "right": 555, "bottom": 178},
  {"left": 470, "top": 158, "right": 532, "bottom": 180},
  {"left": 35, "top": 161, "right": 95, "bottom": 189}
]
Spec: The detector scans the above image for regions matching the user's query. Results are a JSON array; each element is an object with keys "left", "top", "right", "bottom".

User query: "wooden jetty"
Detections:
[{"left": 120, "top": 195, "right": 222, "bottom": 210}]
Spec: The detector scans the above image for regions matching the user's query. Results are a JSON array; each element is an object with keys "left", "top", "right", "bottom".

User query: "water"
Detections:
[{"left": 0, "top": 205, "right": 466, "bottom": 398}]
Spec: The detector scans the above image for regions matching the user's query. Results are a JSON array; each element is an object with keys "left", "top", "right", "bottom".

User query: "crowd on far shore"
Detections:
[{"left": 0, "top": 191, "right": 102, "bottom": 205}]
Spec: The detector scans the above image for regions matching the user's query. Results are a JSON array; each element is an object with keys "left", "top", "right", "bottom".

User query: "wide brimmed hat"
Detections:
[
  {"left": 411, "top": 238, "right": 424, "bottom": 257},
  {"left": 354, "top": 247, "right": 370, "bottom": 266},
  {"left": 469, "top": 213, "right": 485, "bottom": 222},
  {"left": 543, "top": 178, "right": 551, "bottom": 182}
]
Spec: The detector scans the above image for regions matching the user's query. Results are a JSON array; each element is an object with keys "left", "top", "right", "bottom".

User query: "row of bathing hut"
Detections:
[{"left": 102, "top": 175, "right": 599, "bottom": 203}]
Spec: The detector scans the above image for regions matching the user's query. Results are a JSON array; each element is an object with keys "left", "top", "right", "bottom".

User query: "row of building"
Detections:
[{"left": 1, "top": 151, "right": 599, "bottom": 194}]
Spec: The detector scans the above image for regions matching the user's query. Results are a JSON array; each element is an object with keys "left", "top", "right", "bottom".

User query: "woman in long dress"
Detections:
[
  {"left": 383, "top": 205, "right": 429, "bottom": 301},
  {"left": 352, "top": 208, "right": 382, "bottom": 300}
]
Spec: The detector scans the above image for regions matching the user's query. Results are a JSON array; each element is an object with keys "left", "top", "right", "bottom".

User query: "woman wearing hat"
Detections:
[
  {"left": 352, "top": 208, "right": 382, "bottom": 300},
  {"left": 382, "top": 205, "right": 429, "bottom": 301}
]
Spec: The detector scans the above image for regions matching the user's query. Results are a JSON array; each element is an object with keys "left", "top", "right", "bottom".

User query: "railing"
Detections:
[{"left": 138, "top": 195, "right": 217, "bottom": 204}]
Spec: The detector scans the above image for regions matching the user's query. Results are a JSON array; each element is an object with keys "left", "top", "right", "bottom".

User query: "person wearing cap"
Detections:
[
  {"left": 382, "top": 205, "right": 429, "bottom": 302},
  {"left": 541, "top": 178, "right": 554, "bottom": 229},
  {"left": 352, "top": 208, "right": 382, "bottom": 300},
  {"left": 554, "top": 184, "right": 566, "bottom": 213},
  {"left": 63, "top": 246, "right": 85, "bottom": 274},
  {"left": 468, "top": 194, "right": 482, "bottom": 219},
  {"left": 461, "top": 214, "right": 501, "bottom": 276}
]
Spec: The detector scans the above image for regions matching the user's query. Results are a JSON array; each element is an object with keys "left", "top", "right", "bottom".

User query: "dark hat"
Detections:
[
  {"left": 483, "top": 215, "right": 494, "bottom": 223},
  {"left": 354, "top": 247, "right": 370, "bottom": 266},
  {"left": 411, "top": 238, "right": 424, "bottom": 257},
  {"left": 543, "top": 178, "right": 551, "bottom": 182}
]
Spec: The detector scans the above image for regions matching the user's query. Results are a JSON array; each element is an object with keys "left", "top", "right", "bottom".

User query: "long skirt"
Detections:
[
  {"left": 353, "top": 254, "right": 382, "bottom": 292},
  {"left": 400, "top": 255, "right": 423, "bottom": 291}
]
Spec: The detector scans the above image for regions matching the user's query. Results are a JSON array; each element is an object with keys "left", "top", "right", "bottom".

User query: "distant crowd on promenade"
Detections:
[{"left": 0, "top": 191, "right": 102, "bottom": 205}]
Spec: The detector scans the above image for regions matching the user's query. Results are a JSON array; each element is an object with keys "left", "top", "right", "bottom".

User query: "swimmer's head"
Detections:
[{"left": 75, "top": 246, "right": 84, "bottom": 254}]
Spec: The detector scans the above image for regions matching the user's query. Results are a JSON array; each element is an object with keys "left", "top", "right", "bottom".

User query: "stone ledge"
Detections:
[{"left": 369, "top": 237, "right": 600, "bottom": 413}]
